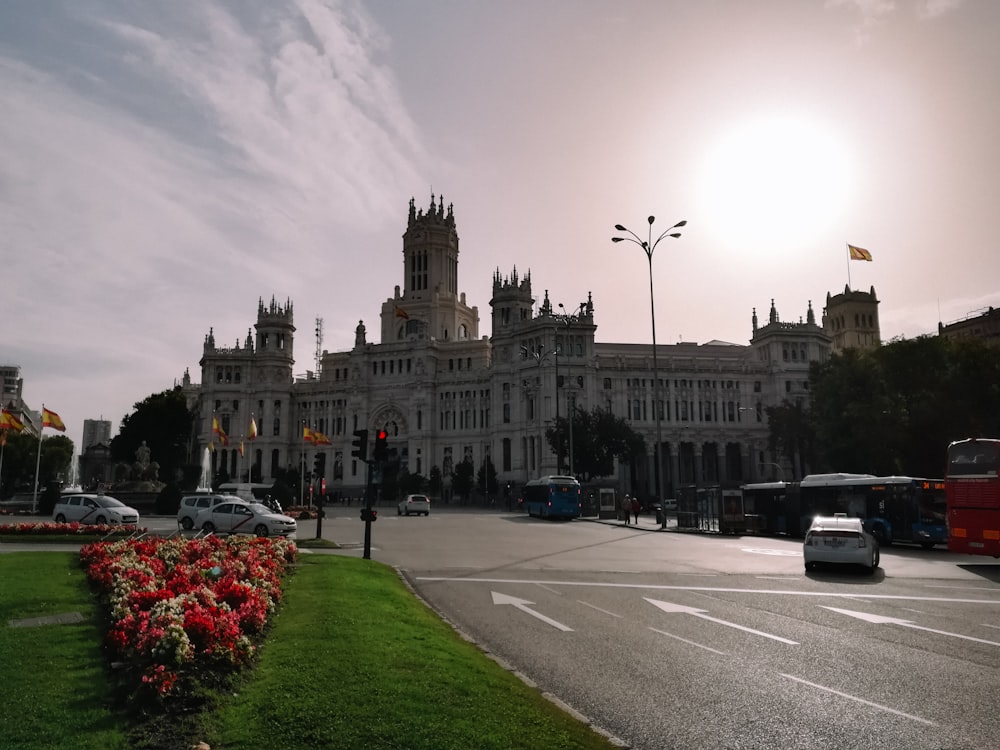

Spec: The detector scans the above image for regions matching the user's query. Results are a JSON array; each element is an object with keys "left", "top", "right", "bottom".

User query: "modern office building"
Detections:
[{"left": 191, "top": 195, "right": 847, "bottom": 502}]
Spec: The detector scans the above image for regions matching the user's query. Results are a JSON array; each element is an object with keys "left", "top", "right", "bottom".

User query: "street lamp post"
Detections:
[
  {"left": 557, "top": 302, "right": 586, "bottom": 478},
  {"left": 521, "top": 344, "right": 559, "bottom": 473},
  {"left": 760, "top": 461, "right": 784, "bottom": 482},
  {"left": 612, "top": 216, "right": 686, "bottom": 529}
]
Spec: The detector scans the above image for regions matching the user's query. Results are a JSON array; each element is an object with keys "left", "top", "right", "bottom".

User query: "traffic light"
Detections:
[
  {"left": 313, "top": 452, "right": 325, "bottom": 478},
  {"left": 351, "top": 429, "right": 368, "bottom": 460},
  {"left": 359, "top": 508, "right": 378, "bottom": 522},
  {"left": 373, "top": 429, "right": 388, "bottom": 462}
]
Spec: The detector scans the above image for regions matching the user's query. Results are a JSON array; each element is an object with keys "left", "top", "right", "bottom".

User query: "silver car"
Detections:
[
  {"left": 177, "top": 493, "right": 240, "bottom": 530},
  {"left": 53, "top": 494, "right": 140, "bottom": 525},
  {"left": 803, "top": 514, "right": 879, "bottom": 573},
  {"left": 195, "top": 500, "right": 297, "bottom": 538},
  {"left": 397, "top": 494, "right": 431, "bottom": 516}
]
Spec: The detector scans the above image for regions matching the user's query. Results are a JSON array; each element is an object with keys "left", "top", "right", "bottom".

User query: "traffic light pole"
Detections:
[{"left": 362, "top": 459, "right": 374, "bottom": 559}]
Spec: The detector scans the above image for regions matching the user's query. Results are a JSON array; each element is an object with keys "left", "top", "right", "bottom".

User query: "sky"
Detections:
[{"left": 3, "top": 0, "right": 999, "bottom": 451}]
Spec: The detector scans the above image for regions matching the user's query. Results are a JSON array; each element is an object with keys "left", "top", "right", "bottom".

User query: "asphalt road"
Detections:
[{"left": 8, "top": 507, "right": 1000, "bottom": 749}]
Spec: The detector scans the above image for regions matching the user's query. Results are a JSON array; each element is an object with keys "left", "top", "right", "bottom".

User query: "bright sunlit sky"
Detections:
[{"left": 3, "top": 0, "right": 999, "bottom": 449}]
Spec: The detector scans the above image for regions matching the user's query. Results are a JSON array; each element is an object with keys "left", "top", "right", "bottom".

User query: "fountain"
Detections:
[
  {"left": 63, "top": 455, "right": 82, "bottom": 493},
  {"left": 196, "top": 446, "right": 213, "bottom": 492}
]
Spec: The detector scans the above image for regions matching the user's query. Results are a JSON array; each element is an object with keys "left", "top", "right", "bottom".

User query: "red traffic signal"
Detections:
[{"left": 373, "top": 429, "right": 388, "bottom": 461}]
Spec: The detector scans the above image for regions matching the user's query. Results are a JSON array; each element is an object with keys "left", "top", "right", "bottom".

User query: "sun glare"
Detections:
[{"left": 697, "top": 113, "right": 854, "bottom": 252}]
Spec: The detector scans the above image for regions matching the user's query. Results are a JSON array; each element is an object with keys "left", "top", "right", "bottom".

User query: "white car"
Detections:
[
  {"left": 195, "top": 500, "right": 297, "bottom": 538},
  {"left": 53, "top": 494, "right": 140, "bottom": 525},
  {"left": 803, "top": 514, "right": 879, "bottom": 574},
  {"left": 177, "top": 493, "right": 240, "bottom": 530},
  {"left": 398, "top": 494, "right": 431, "bottom": 516}
]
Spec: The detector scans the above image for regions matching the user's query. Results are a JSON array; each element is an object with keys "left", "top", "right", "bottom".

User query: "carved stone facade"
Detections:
[{"left": 194, "top": 195, "right": 842, "bottom": 501}]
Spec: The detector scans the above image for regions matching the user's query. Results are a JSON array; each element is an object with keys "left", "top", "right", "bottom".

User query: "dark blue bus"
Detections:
[{"left": 520, "top": 476, "right": 582, "bottom": 519}]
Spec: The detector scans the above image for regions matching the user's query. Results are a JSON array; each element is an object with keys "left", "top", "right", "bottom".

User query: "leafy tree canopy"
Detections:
[
  {"left": 110, "top": 387, "right": 195, "bottom": 486},
  {"left": 546, "top": 406, "right": 645, "bottom": 481},
  {"left": 800, "top": 335, "right": 1000, "bottom": 476}
]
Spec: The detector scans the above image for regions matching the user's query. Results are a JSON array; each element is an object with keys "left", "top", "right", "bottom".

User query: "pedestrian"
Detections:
[
  {"left": 631, "top": 495, "right": 641, "bottom": 524},
  {"left": 621, "top": 493, "right": 632, "bottom": 525}
]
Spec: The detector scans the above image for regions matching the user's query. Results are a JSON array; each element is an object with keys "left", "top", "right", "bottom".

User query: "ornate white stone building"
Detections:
[{"left": 193, "top": 195, "right": 861, "bottom": 502}]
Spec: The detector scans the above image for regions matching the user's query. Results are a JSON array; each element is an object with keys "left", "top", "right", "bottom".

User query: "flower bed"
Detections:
[
  {"left": 0, "top": 521, "right": 144, "bottom": 536},
  {"left": 80, "top": 535, "right": 296, "bottom": 701}
]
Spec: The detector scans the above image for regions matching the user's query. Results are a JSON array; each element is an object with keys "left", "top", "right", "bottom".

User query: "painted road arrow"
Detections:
[
  {"left": 645, "top": 598, "right": 798, "bottom": 645},
  {"left": 822, "top": 606, "right": 1000, "bottom": 646},
  {"left": 491, "top": 591, "right": 573, "bottom": 631}
]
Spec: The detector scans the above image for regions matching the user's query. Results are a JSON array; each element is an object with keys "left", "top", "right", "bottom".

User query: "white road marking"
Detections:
[
  {"left": 823, "top": 606, "right": 1000, "bottom": 646},
  {"left": 645, "top": 598, "right": 798, "bottom": 645},
  {"left": 415, "top": 576, "right": 1000, "bottom": 605},
  {"left": 491, "top": 591, "right": 573, "bottom": 631},
  {"left": 649, "top": 627, "right": 727, "bottom": 655},
  {"left": 535, "top": 582, "right": 564, "bottom": 596},
  {"left": 576, "top": 600, "right": 623, "bottom": 618},
  {"left": 742, "top": 547, "right": 801, "bottom": 556},
  {"left": 780, "top": 673, "right": 936, "bottom": 726}
]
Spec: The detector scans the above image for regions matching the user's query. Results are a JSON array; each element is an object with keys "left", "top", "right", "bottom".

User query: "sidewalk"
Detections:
[{"left": 582, "top": 512, "right": 678, "bottom": 530}]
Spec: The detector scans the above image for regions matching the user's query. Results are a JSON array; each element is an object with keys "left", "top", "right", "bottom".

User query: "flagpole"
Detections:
[
  {"left": 32, "top": 406, "right": 45, "bottom": 514},
  {"left": 845, "top": 243, "right": 852, "bottom": 290},
  {"left": 0, "top": 432, "right": 7, "bottom": 495}
]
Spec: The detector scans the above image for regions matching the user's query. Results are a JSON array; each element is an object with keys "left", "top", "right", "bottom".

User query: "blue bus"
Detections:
[
  {"left": 520, "top": 475, "right": 582, "bottom": 519},
  {"left": 741, "top": 474, "right": 947, "bottom": 548},
  {"left": 799, "top": 474, "right": 947, "bottom": 548}
]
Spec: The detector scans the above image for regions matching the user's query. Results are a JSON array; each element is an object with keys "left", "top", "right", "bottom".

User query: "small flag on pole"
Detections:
[
  {"left": 1, "top": 408, "right": 25, "bottom": 432},
  {"left": 239, "top": 440, "right": 245, "bottom": 457},
  {"left": 303, "top": 425, "right": 315, "bottom": 444},
  {"left": 212, "top": 415, "right": 223, "bottom": 436},
  {"left": 314, "top": 431, "right": 332, "bottom": 446},
  {"left": 42, "top": 407, "right": 66, "bottom": 432},
  {"left": 848, "top": 244, "right": 873, "bottom": 261},
  {"left": 395, "top": 306, "right": 410, "bottom": 320},
  {"left": 248, "top": 415, "right": 258, "bottom": 441}
]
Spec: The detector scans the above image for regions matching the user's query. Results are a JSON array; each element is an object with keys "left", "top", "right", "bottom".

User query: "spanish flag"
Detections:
[
  {"left": 239, "top": 439, "right": 245, "bottom": 457},
  {"left": 848, "top": 244, "right": 873, "bottom": 261},
  {"left": 248, "top": 415, "right": 258, "bottom": 440},
  {"left": 395, "top": 306, "right": 410, "bottom": 320},
  {"left": 1, "top": 408, "right": 24, "bottom": 432},
  {"left": 212, "top": 415, "right": 222, "bottom": 436},
  {"left": 42, "top": 407, "right": 66, "bottom": 432},
  {"left": 303, "top": 425, "right": 315, "bottom": 444},
  {"left": 314, "top": 431, "right": 332, "bottom": 446}
]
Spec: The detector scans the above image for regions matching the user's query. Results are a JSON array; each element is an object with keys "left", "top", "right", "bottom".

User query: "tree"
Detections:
[
  {"left": 545, "top": 406, "right": 645, "bottom": 481},
  {"left": 805, "top": 335, "right": 1000, "bottom": 476},
  {"left": 476, "top": 457, "right": 498, "bottom": 501},
  {"left": 764, "top": 400, "right": 816, "bottom": 480},
  {"left": 398, "top": 471, "right": 428, "bottom": 496},
  {"left": 0, "top": 432, "right": 74, "bottom": 497},
  {"left": 452, "top": 459, "right": 475, "bottom": 504},
  {"left": 428, "top": 465, "right": 443, "bottom": 499},
  {"left": 110, "top": 387, "right": 195, "bottom": 488}
]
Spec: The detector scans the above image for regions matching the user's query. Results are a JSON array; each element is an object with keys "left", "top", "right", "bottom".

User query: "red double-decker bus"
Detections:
[{"left": 945, "top": 438, "right": 1000, "bottom": 557}]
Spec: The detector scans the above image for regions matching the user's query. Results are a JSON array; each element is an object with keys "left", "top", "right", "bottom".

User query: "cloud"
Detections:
[{"left": 0, "top": 0, "right": 429, "bottom": 434}]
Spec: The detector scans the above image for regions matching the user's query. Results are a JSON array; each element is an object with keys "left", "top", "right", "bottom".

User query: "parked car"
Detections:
[
  {"left": 641, "top": 498, "right": 678, "bottom": 513},
  {"left": 53, "top": 494, "right": 140, "bottom": 525},
  {"left": 177, "top": 494, "right": 240, "bottom": 530},
  {"left": 803, "top": 514, "right": 879, "bottom": 574},
  {"left": 398, "top": 494, "right": 431, "bottom": 516},
  {"left": 195, "top": 499, "right": 297, "bottom": 537}
]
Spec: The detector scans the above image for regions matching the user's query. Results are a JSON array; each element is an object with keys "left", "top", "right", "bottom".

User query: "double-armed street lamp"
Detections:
[{"left": 612, "top": 216, "right": 687, "bottom": 529}]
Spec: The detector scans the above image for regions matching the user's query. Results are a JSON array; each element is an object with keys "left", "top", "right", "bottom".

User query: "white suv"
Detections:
[
  {"left": 397, "top": 494, "right": 431, "bottom": 516},
  {"left": 177, "top": 494, "right": 239, "bottom": 530},
  {"left": 53, "top": 494, "right": 140, "bottom": 525}
]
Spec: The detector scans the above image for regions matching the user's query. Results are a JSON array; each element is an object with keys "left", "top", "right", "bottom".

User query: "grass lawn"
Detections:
[
  {"left": 1, "top": 549, "right": 617, "bottom": 750},
  {"left": 0, "top": 552, "right": 129, "bottom": 750}
]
